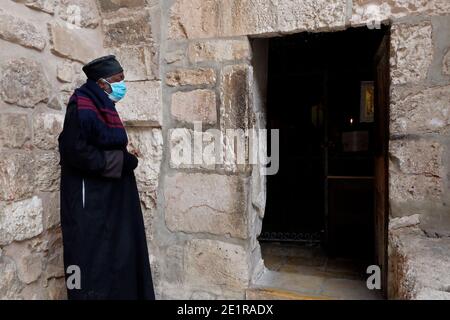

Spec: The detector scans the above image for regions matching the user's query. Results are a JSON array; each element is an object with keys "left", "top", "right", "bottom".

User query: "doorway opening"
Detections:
[{"left": 254, "top": 26, "right": 390, "bottom": 300}]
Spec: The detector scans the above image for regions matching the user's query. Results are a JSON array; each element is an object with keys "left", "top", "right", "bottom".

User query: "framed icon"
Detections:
[{"left": 360, "top": 81, "right": 374, "bottom": 123}]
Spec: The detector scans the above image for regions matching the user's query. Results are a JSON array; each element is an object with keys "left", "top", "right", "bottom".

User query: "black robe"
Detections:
[{"left": 58, "top": 100, "right": 155, "bottom": 300}]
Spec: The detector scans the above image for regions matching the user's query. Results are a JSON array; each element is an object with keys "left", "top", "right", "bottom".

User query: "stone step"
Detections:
[{"left": 245, "top": 287, "right": 334, "bottom": 300}]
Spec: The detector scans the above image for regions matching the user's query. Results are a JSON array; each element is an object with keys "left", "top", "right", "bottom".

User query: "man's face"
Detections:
[{"left": 97, "top": 72, "right": 125, "bottom": 93}]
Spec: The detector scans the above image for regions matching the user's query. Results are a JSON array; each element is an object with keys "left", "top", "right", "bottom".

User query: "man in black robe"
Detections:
[{"left": 58, "top": 55, "right": 155, "bottom": 300}]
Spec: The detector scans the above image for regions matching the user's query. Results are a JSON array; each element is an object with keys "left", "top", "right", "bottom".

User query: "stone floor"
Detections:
[{"left": 247, "top": 242, "right": 383, "bottom": 300}]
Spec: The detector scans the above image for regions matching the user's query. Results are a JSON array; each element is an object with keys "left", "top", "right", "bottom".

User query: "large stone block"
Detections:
[
  {"left": 164, "top": 173, "right": 248, "bottom": 238},
  {"left": 48, "top": 22, "right": 100, "bottom": 63},
  {"left": 389, "top": 139, "right": 443, "bottom": 177},
  {"left": 221, "top": 0, "right": 278, "bottom": 36},
  {"left": 103, "top": 12, "right": 152, "bottom": 47},
  {"left": 35, "top": 151, "right": 61, "bottom": 192},
  {"left": 0, "top": 151, "right": 36, "bottom": 201},
  {"left": 166, "top": 68, "right": 216, "bottom": 87},
  {"left": 185, "top": 239, "right": 249, "bottom": 289},
  {"left": 0, "top": 256, "right": 22, "bottom": 299},
  {"left": 0, "top": 58, "right": 51, "bottom": 108},
  {"left": 188, "top": 39, "right": 251, "bottom": 63},
  {"left": 389, "top": 228, "right": 450, "bottom": 299},
  {"left": 389, "top": 171, "right": 442, "bottom": 203},
  {"left": 220, "top": 64, "right": 253, "bottom": 172},
  {"left": 40, "top": 191, "right": 60, "bottom": 229},
  {"left": 58, "top": 0, "right": 100, "bottom": 28},
  {"left": 116, "top": 81, "right": 162, "bottom": 126},
  {"left": 171, "top": 90, "right": 217, "bottom": 124},
  {"left": 0, "top": 196, "right": 44, "bottom": 245},
  {"left": 168, "top": 0, "right": 220, "bottom": 39},
  {"left": 390, "top": 85, "right": 450, "bottom": 135},
  {"left": 110, "top": 45, "right": 158, "bottom": 81},
  {"left": 126, "top": 127, "right": 163, "bottom": 197},
  {"left": 277, "top": 0, "right": 347, "bottom": 33},
  {"left": 127, "top": 126, "right": 162, "bottom": 228},
  {"left": 0, "top": 113, "right": 31, "bottom": 148},
  {"left": 0, "top": 9, "right": 46, "bottom": 51},
  {"left": 351, "top": 0, "right": 430, "bottom": 27},
  {"left": 3, "top": 240, "right": 44, "bottom": 284},
  {"left": 33, "top": 112, "right": 64, "bottom": 150},
  {"left": 352, "top": 0, "right": 450, "bottom": 27},
  {"left": 220, "top": 64, "right": 252, "bottom": 130},
  {"left": 390, "top": 22, "right": 433, "bottom": 85}
]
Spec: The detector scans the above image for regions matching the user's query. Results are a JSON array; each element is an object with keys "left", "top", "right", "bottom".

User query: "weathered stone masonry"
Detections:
[{"left": 1, "top": 0, "right": 450, "bottom": 299}]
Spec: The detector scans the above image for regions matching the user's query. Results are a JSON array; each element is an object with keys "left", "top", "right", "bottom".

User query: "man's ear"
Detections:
[{"left": 97, "top": 79, "right": 111, "bottom": 93}]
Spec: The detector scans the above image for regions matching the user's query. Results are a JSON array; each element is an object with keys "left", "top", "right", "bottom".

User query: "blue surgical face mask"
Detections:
[{"left": 102, "top": 79, "right": 127, "bottom": 102}]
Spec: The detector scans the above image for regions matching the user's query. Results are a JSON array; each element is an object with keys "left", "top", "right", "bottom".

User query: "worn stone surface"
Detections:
[
  {"left": 171, "top": 90, "right": 217, "bottom": 124},
  {"left": 221, "top": 0, "right": 278, "bottom": 36},
  {"left": 164, "top": 49, "right": 184, "bottom": 65},
  {"left": 389, "top": 139, "right": 443, "bottom": 177},
  {"left": 0, "top": 196, "right": 43, "bottom": 245},
  {"left": 47, "top": 92, "right": 71, "bottom": 111},
  {"left": 352, "top": 0, "right": 429, "bottom": 27},
  {"left": 164, "top": 173, "right": 247, "bottom": 238},
  {"left": 103, "top": 12, "right": 152, "bottom": 47},
  {"left": 444, "top": 50, "right": 450, "bottom": 76},
  {"left": 32, "top": 112, "right": 64, "bottom": 150},
  {"left": 0, "top": 151, "right": 36, "bottom": 201},
  {"left": 277, "top": 0, "right": 347, "bottom": 33},
  {"left": 58, "top": 0, "right": 100, "bottom": 28},
  {"left": 111, "top": 45, "right": 158, "bottom": 81},
  {"left": 188, "top": 39, "right": 251, "bottom": 63},
  {"left": 389, "top": 214, "right": 420, "bottom": 230},
  {"left": 0, "top": 9, "right": 46, "bottom": 51},
  {"left": 391, "top": 85, "right": 450, "bottom": 135},
  {"left": 220, "top": 64, "right": 253, "bottom": 172},
  {"left": 185, "top": 239, "right": 249, "bottom": 290},
  {"left": 352, "top": 0, "right": 450, "bottom": 27},
  {"left": 390, "top": 22, "right": 433, "bottom": 85},
  {"left": 0, "top": 58, "right": 51, "bottom": 108},
  {"left": 220, "top": 64, "right": 252, "bottom": 130},
  {"left": 389, "top": 227, "right": 450, "bottom": 299},
  {"left": 166, "top": 68, "right": 216, "bottom": 87},
  {"left": 35, "top": 151, "right": 60, "bottom": 192},
  {"left": 126, "top": 128, "right": 163, "bottom": 209},
  {"left": 18, "top": 0, "right": 57, "bottom": 15},
  {"left": 48, "top": 22, "right": 99, "bottom": 63},
  {"left": 56, "top": 61, "right": 73, "bottom": 83},
  {"left": 97, "top": 0, "right": 146, "bottom": 12},
  {"left": 0, "top": 113, "right": 31, "bottom": 149},
  {"left": 389, "top": 171, "right": 442, "bottom": 203},
  {"left": 0, "top": 256, "right": 22, "bottom": 299},
  {"left": 116, "top": 81, "right": 162, "bottom": 126},
  {"left": 168, "top": 0, "right": 220, "bottom": 39},
  {"left": 3, "top": 241, "right": 44, "bottom": 284},
  {"left": 40, "top": 191, "right": 60, "bottom": 229}
]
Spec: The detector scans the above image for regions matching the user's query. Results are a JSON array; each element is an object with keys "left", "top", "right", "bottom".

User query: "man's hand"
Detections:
[{"left": 122, "top": 150, "right": 138, "bottom": 173}]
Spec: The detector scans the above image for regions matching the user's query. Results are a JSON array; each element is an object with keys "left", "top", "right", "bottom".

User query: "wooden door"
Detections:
[{"left": 373, "top": 32, "right": 390, "bottom": 296}]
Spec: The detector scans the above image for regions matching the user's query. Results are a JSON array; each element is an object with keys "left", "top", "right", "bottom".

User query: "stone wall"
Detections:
[
  {"left": 162, "top": 0, "right": 450, "bottom": 300},
  {"left": 1, "top": 0, "right": 449, "bottom": 300},
  {"left": 0, "top": 0, "right": 163, "bottom": 299}
]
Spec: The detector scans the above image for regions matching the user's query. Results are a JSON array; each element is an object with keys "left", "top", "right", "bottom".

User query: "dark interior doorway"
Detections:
[{"left": 258, "top": 26, "right": 390, "bottom": 296}]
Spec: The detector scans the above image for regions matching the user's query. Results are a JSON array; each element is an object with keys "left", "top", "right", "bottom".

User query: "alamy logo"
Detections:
[
  {"left": 66, "top": 265, "right": 81, "bottom": 290},
  {"left": 366, "top": 265, "right": 381, "bottom": 290}
]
